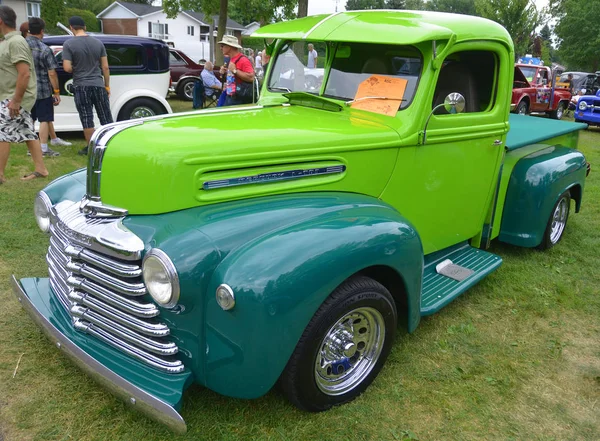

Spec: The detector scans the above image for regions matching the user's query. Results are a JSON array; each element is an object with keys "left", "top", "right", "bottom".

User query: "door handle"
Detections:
[{"left": 493, "top": 140, "right": 503, "bottom": 146}]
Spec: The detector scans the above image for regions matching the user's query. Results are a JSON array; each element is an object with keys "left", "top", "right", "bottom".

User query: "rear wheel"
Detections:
[
  {"left": 178, "top": 78, "right": 198, "bottom": 101},
  {"left": 516, "top": 100, "right": 529, "bottom": 115},
  {"left": 538, "top": 191, "right": 571, "bottom": 250},
  {"left": 117, "top": 98, "right": 165, "bottom": 121},
  {"left": 280, "top": 276, "right": 397, "bottom": 412},
  {"left": 550, "top": 102, "right": 566, "bottom": 119}
]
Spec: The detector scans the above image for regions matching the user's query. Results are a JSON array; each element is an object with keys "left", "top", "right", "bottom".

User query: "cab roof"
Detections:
[{"left": 252, "top": 10, "right": 512, "bottom": 47}]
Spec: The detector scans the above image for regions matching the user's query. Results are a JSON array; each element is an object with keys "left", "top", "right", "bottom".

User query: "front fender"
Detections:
[
  {"left": 499, "top": 145, "right": 587, "bottom": 247},
  {"left": 111, "top": 89, "right": 173, "bottom": 120},
  {"left": 203, "top": 193, "right": 423, "bottom": 399}
]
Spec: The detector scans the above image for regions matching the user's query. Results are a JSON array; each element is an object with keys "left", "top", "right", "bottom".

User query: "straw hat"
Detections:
[{"left": 217, "top": 34, "right": 242, "bottom": 49}]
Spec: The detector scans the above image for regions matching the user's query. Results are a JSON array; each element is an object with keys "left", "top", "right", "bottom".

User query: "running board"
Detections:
[{"left": 420, "top": 242, "right": 502, "bottom": 316}]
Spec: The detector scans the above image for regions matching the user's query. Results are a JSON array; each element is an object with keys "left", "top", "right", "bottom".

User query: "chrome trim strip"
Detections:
[
  {"left": 68, "top": 291, "right": 169, "bottom": 337},
  {"left": 64, "top": 245, "right": 142, "bottom": 278},
  {"left": 202, "top": 165, "right": 347, "bottom": 190},
  {"left": 67, "top": 276, "right": 159, "bottom": 318},
  {"left": 71, "top": 305, "right": 178, "bottom": 356},
  {"left": 66, "top": 261, "right": 147, "bottom": 296},
  {"left": 303, "top": 12, "right": 342, "bottom": 39},
  {"left": 11, "top": 275, "right": 187, "bottom": 434},
  {"left": 74, "top": 320, "right": 184, "bottom": 373}
]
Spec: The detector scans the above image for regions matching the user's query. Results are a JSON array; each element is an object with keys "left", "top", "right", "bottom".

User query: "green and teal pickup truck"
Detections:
[{"left": 11, "top": 11, "right": 590, "bottom": 432}]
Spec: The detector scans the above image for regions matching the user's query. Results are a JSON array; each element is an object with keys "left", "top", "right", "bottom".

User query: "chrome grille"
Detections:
[{"left": 46, "top": 200, "right": 184, "bottom": 374}]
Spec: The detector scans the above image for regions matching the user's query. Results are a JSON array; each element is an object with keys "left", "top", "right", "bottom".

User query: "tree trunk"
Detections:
[
  {"left": 297, "top": 0, "right": 309, "bottom": 18},
  {"left": 209, "top": 19, "right": 215, "bottom": 64},
  {"left": 215, "top": 0, "right": 228, "bottom": 66}
]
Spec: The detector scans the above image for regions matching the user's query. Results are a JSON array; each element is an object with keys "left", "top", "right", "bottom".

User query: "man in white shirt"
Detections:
[{"left": 307, "top": 44, "right": 318, "bottom": 69}]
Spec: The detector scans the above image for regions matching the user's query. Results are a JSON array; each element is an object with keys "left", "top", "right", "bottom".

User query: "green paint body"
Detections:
[{"left": 17, "top": 10, "right": 589, "bottom": 422}]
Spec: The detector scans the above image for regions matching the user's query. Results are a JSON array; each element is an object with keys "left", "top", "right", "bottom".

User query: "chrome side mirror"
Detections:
[{"left": 420, "top": 92, "right": 466, "bottom": 145}]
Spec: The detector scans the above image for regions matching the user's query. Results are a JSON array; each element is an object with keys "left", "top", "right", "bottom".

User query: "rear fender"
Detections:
[
  {"left": 203, "top": 194, "right": 423, "bottom": 399},
  {"left": 499, "top": 145, "right": 587, "bottom": 247}
]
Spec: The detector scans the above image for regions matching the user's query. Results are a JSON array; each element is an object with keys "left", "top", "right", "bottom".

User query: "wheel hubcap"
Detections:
[
  {"left": 315, "top": 307, "right": 385, "bottom": 396},
  {"left": 557, "top": 106, "right": 563, "bottom": 119},
  {"left": 184, "top": 82, "right": 195, "bottom": 99},
  {"left": 550, "top": 197, "right": 568, "bottom": 243},
  {"left": 131, "top": 106, "right": 155, "bottom": 119}
]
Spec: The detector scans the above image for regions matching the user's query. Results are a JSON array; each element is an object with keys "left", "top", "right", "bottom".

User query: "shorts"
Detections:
[
  {"left": 0, "top": 99, "right": 38, "bottom": 143},
  {"left": 74, "top": 85, "right": 113, "bottom": 129},
  {"left": 31, "top": 96, "right": 54, "bottom": 123}
]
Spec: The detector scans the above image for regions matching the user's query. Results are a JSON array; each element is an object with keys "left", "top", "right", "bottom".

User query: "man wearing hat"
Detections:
[
  {"left": 62, "top": 16, "right": 113, "bottom": 154},
  {"left": 218, "top": 35, "right": 255, "bottom": 106}
]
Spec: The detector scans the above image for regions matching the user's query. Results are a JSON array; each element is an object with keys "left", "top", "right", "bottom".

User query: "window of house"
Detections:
[
  {"left": 187, "top": 26, "right": 194, "bottom": 36},
  {"left": 432, "top": 50, "right": 497, "bottom": 114},
  {"left": 226, "top": 29, "right": 235, "bottom": 36},
  {"left": 27, "top": 2, "right": 41, "bottom": 18},
  {"left": 200, "top": 34, "right": 209, "bottom": 42},
  {"left": 148, "top": 22, "right": 168, "bottom": 40}
]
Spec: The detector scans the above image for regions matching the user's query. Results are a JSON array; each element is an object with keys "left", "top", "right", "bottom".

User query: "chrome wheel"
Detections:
[
  {"left": 556, "top": 104, "right": 564, "bottom": 119},
  {"left": 315, "top": 307, "right": 385, "bottom": 396},
  {"left": 549, "top": 196, "right": 569, "bottom": 244},
  {"left": 130, "top": 106, "right": 156, "bottom": 119},
  {"left": 183, "top": 81, "right": 195, "bottom": 100}
]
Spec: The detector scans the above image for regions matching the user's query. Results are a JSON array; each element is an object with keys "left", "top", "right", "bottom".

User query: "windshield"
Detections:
[
  {"left": 268, "top": 41, "right": 422, "bottom": 110},
  {"left": 519, "top": 67, "right": 537, "bottom": 83}
]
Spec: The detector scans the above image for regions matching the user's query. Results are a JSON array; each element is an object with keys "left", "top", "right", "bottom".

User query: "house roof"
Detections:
[
  {"left": 184, "top": 11, "right": 245, "bottom": 30},
  {"left": 97, "top": 1, "right": 245, "bottom": 30},
  {"left": 97, "top": 1, "right": 162, "bottom": 18}
]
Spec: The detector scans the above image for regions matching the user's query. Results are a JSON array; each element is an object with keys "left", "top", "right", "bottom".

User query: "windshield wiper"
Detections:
[{"left": 270, "top": 86, "right": 292, "bottom": 93}]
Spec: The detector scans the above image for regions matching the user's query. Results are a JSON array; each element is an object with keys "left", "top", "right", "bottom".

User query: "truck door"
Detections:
[
  {"left": 381, "top": 45, "right": 509, "bottom": 254},
  {"left": 532, "top": 68, "right": 551, "bottom": 112}
]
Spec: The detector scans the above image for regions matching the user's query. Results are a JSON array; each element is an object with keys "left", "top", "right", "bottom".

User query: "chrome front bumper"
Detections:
[{"left": 11, "top": 275, "right": 190, "bottom": 433}]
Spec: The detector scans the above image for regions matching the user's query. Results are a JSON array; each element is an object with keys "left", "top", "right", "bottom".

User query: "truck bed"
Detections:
[{"left": 506, "top": 114, "right": 587, "bottom": 151}]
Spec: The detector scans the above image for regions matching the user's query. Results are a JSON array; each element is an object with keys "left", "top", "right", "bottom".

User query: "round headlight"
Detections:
[
  {"left": 34, "top": 191, "right": 52, "bottom": 233},
  {"left": 216, "top": 284, "right": 235, "bottom": 310},
  {"left": 579, "top": 100, "right": 588, "bottom": 111},
  {"left": 142, "top": 249, "right": 179, "bottom": 308}
]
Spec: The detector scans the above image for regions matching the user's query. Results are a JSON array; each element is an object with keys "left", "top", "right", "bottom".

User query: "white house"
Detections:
[
  {"left": 242, "top": 21, "right": 260, "bottom": 36},
  {"left": 96, "top": 1, "right": 245, "bottom": 62},
  {"left": 2, "top": 0, "right": 41, "bottom": 26}
]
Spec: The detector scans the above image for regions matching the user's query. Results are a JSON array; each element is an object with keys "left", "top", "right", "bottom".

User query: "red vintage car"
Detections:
[
  {"left": 511, "top": 64, "right": 571, "bottom": 119},
  {"left": 169, "top": 49, "right": 222, "bottom": 101}
]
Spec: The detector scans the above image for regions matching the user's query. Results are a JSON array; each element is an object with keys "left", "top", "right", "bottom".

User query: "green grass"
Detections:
[{"left": 0, "top": 113, "right": 599, "bottom": 441}]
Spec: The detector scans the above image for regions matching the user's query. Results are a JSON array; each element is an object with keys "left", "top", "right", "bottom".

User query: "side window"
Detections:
[
  {"left": 169, "top": 51, "right": 185, "bottom": 66},
  {"left": 432, "top": 50, "right": 497, "bottom": 114},
  {"left": 106, "top": 45, "right": 144, "bottom": 68}
]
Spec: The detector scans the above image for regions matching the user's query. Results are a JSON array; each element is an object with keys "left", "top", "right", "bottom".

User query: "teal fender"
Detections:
[
  {"left": 125, "top": 192, "right": 423, "bottom": 399},
  {"left": 44, "top": 168, "right": 87, "bottom": 204},
  {"left": 499, "top": 146, "right": 587, "bottom": 247}
]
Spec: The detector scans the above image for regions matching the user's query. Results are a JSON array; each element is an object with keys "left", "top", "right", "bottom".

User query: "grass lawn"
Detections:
[{"left": 0, "top": 109, "right": 599, "bottom": 441}]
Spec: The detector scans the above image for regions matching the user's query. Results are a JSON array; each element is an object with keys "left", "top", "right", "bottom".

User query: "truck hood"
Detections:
[{"left": 99, "top": 105, "right": 401, "bottom": 214}]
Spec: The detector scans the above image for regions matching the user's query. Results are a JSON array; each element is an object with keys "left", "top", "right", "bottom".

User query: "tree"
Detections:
[
  {"left": 64, "top": 0, "right": 113, "bottom": 15},
  {"left": 475, "top": 0, "right": 542, "bottom": 59},
  {"left": 297, "top": 0, "right": 308, "bottom": 18},
  {"left": 539, "top": 24, "right": 551, "bottom": 41},
  {"left": 228, "top": 0, "right": 298, "bottom": 26},
  {"left": 386, "top": 0, "right": 406, "bottom": 8},
  {"left": 42, "top": 0, "right": 65, "bottom": 34},
  {"left": 553, "top": 0, "right": 600, "bottom": 71},
  {"left": 426, "top": 0, "right": 476, "bottom": 15},
  {"left": 345, "top": 0, "right": 385, "bottom": 9},
  {"left": 405, "top": 0, "right": 426, "bottom": 9}
]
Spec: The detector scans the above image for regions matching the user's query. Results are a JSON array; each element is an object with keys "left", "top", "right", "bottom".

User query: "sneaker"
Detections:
[
  {"left": 51, "top": 137, "right": 72, "bottom": 146},
  {"left": 43, "top": 148, "right": 60, "bottom": 157},
  {"left": 78, "top": 147, "right": 88, "bottom": 156}
]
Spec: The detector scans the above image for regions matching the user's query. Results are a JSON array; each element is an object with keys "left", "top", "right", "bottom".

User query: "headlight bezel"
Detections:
[
  {"left": 142, "top": 248, "right": 180, "bottom": 308},
  {"left": 34, "top": 191, "right": 52, "bottom": 233},
  {"left": 579, "top": 100, "right": 588, "bottom": 111}
]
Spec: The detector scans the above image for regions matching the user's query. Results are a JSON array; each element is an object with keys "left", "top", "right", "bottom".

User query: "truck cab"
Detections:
[
  {"left": 512, "top": 63, "right": 571, "bottom": 118},
  {"left": 12, "top": 11, "right": 588, "bottom": 432}
]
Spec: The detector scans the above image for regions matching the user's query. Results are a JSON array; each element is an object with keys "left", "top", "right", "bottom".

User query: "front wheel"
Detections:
[
  {"left": 280, "top": 276, "right": 397, "bottom": 412},
  {"left": 550, "top": 102, "right": 566, "bottom": 120},
  {"left": 178, "top": 78, "right": 198, "bottom": 101},
  {"left": 516, "top": 100, "right": 529, "bottom": 115},
  {"left": 117, "top": 98, "right": 165, "bottom": 121},
  {"left": 539, "top": 192, "right": 571, "bottom": 250}
]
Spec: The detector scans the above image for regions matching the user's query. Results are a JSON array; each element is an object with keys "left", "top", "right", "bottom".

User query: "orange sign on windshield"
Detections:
[{"left": 351, "top": 75, "right": 408, "bottom": 117}]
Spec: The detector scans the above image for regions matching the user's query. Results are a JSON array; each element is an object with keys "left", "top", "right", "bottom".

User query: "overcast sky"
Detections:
[{"left": 308, "top": 0, "right": 549, "bottom": 16}]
